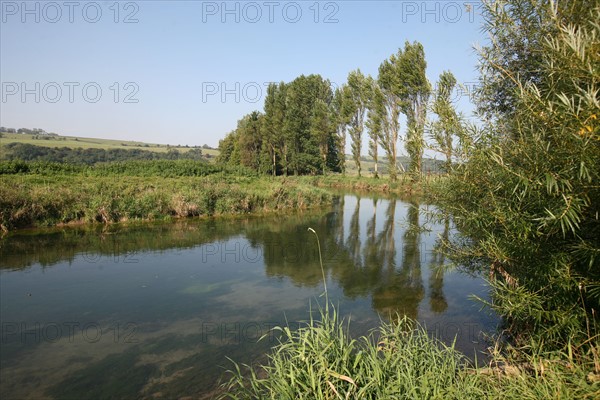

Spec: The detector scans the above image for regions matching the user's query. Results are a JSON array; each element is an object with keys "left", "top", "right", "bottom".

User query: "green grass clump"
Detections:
[
  {"left": 221, "top": 307, "right": 477, "bottom": 399},
  {"left": 220, "top": 303, "right": 599, "bottom": 399}
]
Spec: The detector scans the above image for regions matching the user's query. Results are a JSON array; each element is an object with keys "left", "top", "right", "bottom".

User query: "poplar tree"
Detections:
[
  {"left": 366, "top": 84, "right": 384, "bottom": 178},
  {"left": 398, "top": 42, "right": 430, "bottom": 180},
  {"left": 429, "top": 71, "right": 461, "bottom": 173},
  {"left": 332, "top": 86, "right": 349, "bottom": 175},
  {"left": 378, "top": 50, "right": 404, "bottom": 181},
  {"left": 344, "top": 70, "right": 372, "bottom": 177}
]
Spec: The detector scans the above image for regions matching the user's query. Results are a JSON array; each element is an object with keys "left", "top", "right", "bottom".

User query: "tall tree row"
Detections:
[{"left": 219, "top": 41, "right": 461, "bottom": 179}]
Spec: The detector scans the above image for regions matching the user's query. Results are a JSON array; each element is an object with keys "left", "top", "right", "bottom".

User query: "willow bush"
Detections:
[{"left": 444, "top": 0, "right": 599, "bottom": 352}]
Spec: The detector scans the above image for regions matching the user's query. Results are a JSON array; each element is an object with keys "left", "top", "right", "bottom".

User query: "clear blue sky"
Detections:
[{"left": 1, "top": 0, "right": 485, "bottom": 148}]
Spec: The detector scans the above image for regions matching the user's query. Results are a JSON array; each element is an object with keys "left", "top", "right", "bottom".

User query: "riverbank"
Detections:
[
  {"left": 0, "top": 161, "right": 450, "bottom": 233},
  {"left": 0, "top": 172, "right": 332, "bottom": 232},
  {"left": 303, "top": 174, "right": 447, "bottom": 200}
]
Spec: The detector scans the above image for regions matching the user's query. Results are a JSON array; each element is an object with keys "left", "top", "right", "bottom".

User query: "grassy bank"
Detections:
[
  {"left": 303, "top": 174, "right": 448, "bottom": 200},
  {"left": 0, "top": 161, "right": 451, "bottom": 232},
  {"left": 0, "top": 166, "right": 331, "bottom": 231}
]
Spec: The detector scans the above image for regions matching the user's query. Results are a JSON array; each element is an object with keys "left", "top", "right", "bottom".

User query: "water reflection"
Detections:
[
  {"left": 429, "top": 217, "right": 450, "bottom": 314},
  {"left": 0, "top": 194, "right": 496, "bottom": 399},
  {"left": 371, "top": 201, "right": 423, "bottom": 319}
]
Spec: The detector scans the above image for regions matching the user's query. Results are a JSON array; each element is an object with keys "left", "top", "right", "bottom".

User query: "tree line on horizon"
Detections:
[
  {"left": 0, "top": 143, "right": 206, "bottom": 164},
  {"left": 217, "top": 41, "right": 468, "bottom": 180}
]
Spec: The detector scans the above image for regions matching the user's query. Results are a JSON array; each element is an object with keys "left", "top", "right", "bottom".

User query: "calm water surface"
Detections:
[{"left": 0, "top": 193, "right": 498, "bottom": 399}]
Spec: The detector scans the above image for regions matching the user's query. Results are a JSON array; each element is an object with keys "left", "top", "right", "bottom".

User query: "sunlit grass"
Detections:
[
  {"left": 220, "top": 305, "right": 481, "bottom": 399},
  {"left": 0, "top": 174, "right": 331, "bottom": 231}
]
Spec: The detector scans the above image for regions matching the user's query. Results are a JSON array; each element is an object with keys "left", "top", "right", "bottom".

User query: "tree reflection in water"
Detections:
[{"left": 1, "top": 194, "right": 451, "bottom": 321}]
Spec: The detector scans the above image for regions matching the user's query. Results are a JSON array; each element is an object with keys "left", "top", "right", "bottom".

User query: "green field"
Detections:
[{"left": 0, "top": 133, "right": 220, "bottom": 157}]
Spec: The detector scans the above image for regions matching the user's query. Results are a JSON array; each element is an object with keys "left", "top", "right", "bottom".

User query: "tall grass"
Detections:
[
  {"left": 221, "top": 308, "right": 479, "bottom": 399},
  {"left": 0, "top": 174, "right": 331, "bottom": 231}
]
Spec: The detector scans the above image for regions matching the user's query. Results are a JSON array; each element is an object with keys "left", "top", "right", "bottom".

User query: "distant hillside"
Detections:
[{"left": 0, "top": 132, "right": 219, "bottom": 157}]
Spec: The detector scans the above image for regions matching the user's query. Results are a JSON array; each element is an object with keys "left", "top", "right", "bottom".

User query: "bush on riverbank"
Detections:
[{"left": 441, "top": 0, "right": 600, "bottom": 354}]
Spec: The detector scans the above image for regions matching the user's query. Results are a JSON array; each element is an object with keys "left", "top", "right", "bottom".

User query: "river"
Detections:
[{"left": 0, "top": 192, "right": 498, "bottom": 399}]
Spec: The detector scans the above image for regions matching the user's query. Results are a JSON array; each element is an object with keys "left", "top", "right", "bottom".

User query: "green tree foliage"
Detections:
[
  {"left": 1, "top": 143, "right": 204, "bottom": 164},
  {"left": 375, "top": 41, "right": 429, "bottom": 181},
  {"left": 332, "top": 87, "right": 349, "bottom": 175},
  {"left": 325, "top": 132, "right": 342, "bottom": 173},
  {"left": 216, "top": 130, "right": 240, "bottom": 166},
  {"left": 397, "top": 42, "right": 431, "bottom": 179},
  {"left": 218, "top": 75, "right": 341, "bottom": 176},
  {"left": 344, "top": 70, "right": 373, "bottom": 177},
  {"left": 446, "top": 0, "right": 600, "bottom": 351},
  {"left": 377, "top": 51, "right": 404, "bottom": 181},
  {"left": 284, "top": 75, "right": 332, "bottom": 175},
  {"left": 366, "top": 85, "right": 384, "bottom": 178},
  {"left": 429, "top": 71, "right": 462, "bottom": 172},
  {"left": 262, "top": 82, "right": 287, "bottom": 176},
  {"left": 237, "top": 111, "right": 264, "bottom": 171},
  {"left": 476, "top": 0, "right": 590, "bottom": 128},
  {"left": 310, "top": 98, "right": 334, "bottom": 175}
]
